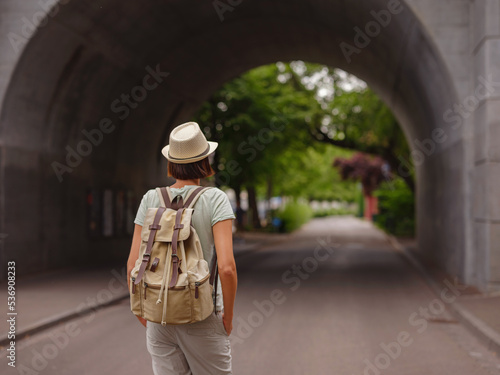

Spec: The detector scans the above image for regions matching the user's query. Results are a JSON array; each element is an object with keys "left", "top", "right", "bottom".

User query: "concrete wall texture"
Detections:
[{"left": 0, "top": 0, "right": 498, "bottom": 290}]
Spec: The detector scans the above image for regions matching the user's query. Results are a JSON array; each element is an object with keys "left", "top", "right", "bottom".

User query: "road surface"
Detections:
[{"left": 2, "top": 217, "right": 500, "bottom": 374}]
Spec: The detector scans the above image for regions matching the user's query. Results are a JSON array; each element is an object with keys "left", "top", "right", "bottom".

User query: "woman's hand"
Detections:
[
  {"left": 127, "top": 224, "right": 146, "bottom": 328},
  {"left": 127, "top": 224, "right": 143, "bottom": 291},
  {"left": 222, "top": 312, "right": 233, "bottom": 335},
  {"left": 127, "top": 266, "right": 132, "bottom": 290}
]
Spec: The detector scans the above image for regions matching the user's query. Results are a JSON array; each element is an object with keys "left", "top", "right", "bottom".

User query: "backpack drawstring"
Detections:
[{"left": 156, "top": 243, "right": 171, "bottom": 305}]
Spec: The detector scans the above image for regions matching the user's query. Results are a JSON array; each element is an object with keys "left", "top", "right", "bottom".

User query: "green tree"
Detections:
[
  {"left": 195, "top": 64, "right": 312, "bottom": 227},
  {"left": 194, "top": 61, "right": 414, "bottom": 228},
  {"left": 272, "top": 144, "right": 358, "bottom": 202},
  {"left": 287, "top": 64, "right": 415, "bottom": 192}
]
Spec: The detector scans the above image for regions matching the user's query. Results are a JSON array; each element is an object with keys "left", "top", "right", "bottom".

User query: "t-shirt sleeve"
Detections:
[
  {"left": 210, "top": 189, "right": 236, "bottom": 227},
  {"left": 134, "top": 190, "right": 154, "bottom": 226}
]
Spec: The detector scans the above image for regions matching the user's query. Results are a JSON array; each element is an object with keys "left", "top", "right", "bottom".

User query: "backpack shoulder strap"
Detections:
[
  {"left": 156, "top": 187, "right": 170, "bottom": 208},
  {"left": 183, "top": 186, "right": 212, "bottom": 209},
  {"left": 157, "top": 187, "right": 184, "bottom": 209},
  {"left": 134, "top": 206, "right": 166, "bottom": 285}
]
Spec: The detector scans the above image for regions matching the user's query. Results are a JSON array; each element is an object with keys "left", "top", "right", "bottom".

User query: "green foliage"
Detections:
[
  {"left": 318, "top": 89, "right": 405, "bottom": 152},
  {"left": 333, "top": 152, "right": 389, "bottom": 196},
  {"left": 306, "top": 72, "right": 415, "bottom": 192},
  {"left": 194, "top": 63, "right": 315, "bottom": 192},
  {"left": 312, "top": 207, "right": 357, "bottom": 217},
  {"left": 275, "top": 201, "right": 313, "bottom": 233},
  {"left": 194, "top": 60, "right": 414, "bottom": 209},
  {"left": 272, "top": 144, "right": 358, "bottom": 202},
  {"left": 374, "top": 178, "right": 415, "bottom": 237}
]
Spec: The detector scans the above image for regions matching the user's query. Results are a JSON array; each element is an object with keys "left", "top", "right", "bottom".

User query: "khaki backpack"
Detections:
[{"left": 129, "top": 186, "right": 219, "bottom": 325}]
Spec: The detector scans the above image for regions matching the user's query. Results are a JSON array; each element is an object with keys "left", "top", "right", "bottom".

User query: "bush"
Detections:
[
  {"left": 374, "top": 179, "right": 415, "bottom": 237},
  {"left": 275, "top": 201, "right": 313, "bottom": 233},
  {"left": 312, "top": 207, "right": 356, "bottom": 218}
]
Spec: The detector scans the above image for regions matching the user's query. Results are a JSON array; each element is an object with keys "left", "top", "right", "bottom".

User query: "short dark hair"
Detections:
[{"left": 168, "top": 157, "right": 215, "bottom": 180}]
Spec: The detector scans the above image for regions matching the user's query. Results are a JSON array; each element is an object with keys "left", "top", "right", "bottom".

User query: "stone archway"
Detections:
[{"left": 1, "top": 0, "right": 496, "bottom": 289}]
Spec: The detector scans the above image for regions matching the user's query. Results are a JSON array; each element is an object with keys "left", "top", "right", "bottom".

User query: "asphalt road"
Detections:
[{"left": 2, "top": 217, "right": 500, "bottom": 375}]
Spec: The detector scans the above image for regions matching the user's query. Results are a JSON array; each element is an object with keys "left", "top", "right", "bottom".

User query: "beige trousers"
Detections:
[{"left": 146, "top": 311, "right": 232, "bottom": 374}]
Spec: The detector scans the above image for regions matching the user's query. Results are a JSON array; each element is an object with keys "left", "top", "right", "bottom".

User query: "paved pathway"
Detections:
[{"left": 1, "top": 216, "right": 500, "bottom": 374}]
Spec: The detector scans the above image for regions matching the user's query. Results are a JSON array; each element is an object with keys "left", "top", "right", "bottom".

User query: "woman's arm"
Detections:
[
  {"left": 213, "top": 219, "right": 237, "bottom": 335},
  {"left": 127, "top": 224, "right": 147, "bottom": 327}
]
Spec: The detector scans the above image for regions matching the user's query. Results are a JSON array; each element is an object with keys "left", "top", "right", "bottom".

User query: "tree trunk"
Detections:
[
  {"left": 233, "top": 184, "right": 244, "bottom": 231},
  {"left": 266, "top": 177, "right": 273, "bottom": 212},
  {"left": 213, "top": 151, "right": 221, "bottom": 188},
  {"left": 247, "top": 185, "right": 261, "bottom": 229},
  {"left": 234, "top": 184, "right": 241, "bottom": 208},
  {"left": 383, "top": 151, "right": 415, "bottom": 193}
]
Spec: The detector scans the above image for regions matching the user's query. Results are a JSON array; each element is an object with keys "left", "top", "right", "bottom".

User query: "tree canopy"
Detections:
[{"left": 194, "top": 61, "right": 414, "bottom": 209}]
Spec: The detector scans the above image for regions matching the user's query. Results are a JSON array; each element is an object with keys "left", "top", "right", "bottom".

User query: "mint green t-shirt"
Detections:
[{"left": 133, "top": 185, "right": 235, "bottom": 312}]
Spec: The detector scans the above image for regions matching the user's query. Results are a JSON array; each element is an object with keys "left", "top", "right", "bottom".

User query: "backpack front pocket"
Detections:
[
  {"left": 130, "top": 276, "right": 142, "bottom": 317},
  {"left": 139, "top": 282, "right": 194, "bottom": 325},
  {"left": 190, "top": 274, "right": 213, "bottom": 321},
  {"left": 164, "top": 286, "right": 193, "bottom": 324},
  {"left": 142, "top": 282, "right": 163, "bottom": 323}
]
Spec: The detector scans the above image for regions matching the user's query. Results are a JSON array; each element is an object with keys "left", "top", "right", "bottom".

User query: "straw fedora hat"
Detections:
[{"left": 162, "top": 122, "right": 218, "bottom": 164}]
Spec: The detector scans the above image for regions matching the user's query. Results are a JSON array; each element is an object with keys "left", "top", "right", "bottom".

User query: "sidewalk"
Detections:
[
  {"left": 387, "top": 235, "right": 500, "bottom": 355},
  {"left": 0, "top": 234, "right": 282, "bottom": 347},
  {"left": 2, "top": 229, "right": 499, "bottom": 355}
]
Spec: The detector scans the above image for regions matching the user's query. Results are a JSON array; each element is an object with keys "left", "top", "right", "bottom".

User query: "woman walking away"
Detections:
[{"left": 127, "top": 121, "right": 238, "bottom": 374}]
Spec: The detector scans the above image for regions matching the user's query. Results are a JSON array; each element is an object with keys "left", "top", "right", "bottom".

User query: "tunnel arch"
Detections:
[{"left": 0, "top": 0, "right": 468, "bottom": 285}]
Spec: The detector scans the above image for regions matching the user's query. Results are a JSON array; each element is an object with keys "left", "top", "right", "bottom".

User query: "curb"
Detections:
[
  {"left": 0, "top": 238, "right": 272, "bottom": 347},
  {"left": 386, "top": 233, "right": 500, "bottom": 355},
  {"left": 233, "top": 236, "right": 288, "bottom": 256},
  {"left": 0, "top": 293, "right": 129, "bottom": 347}
]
